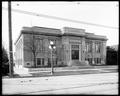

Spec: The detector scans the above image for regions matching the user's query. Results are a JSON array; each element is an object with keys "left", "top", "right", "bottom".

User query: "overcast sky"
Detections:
[{"left": 2, "top": 1, "right": 119, "bottom": 53}]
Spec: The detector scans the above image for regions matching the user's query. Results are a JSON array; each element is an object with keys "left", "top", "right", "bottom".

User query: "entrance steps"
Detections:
[{"left": 68, "top": 60, "right": 90, "bottom": 66}]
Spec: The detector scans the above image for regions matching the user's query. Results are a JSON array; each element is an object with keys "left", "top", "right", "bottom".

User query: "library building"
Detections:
[{"left": 14, "top": 26, "right": 107, "bottom": 68}]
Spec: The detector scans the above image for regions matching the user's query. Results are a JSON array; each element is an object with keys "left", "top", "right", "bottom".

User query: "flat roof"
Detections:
[
  {"left": 15, "top": 26, "right": 107, "bottom": 45},
  {"left": 14, "top": 26, "right": 62, "bottom": 45},
  {"left": 22, "top": 26, "right": 62, "bottom": 35}
]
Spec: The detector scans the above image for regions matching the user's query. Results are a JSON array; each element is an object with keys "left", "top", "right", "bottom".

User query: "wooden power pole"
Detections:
[{"left": 8, "top": 1, "right": 14, "bottom": 77}]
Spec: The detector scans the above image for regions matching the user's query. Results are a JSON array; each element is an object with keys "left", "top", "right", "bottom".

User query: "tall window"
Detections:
[
  {"left": 36, "top": 39, "right": 44, "bottom": 52},
  {"left": 95, "top": 42, "right": 101, "bottom": 53},
  {"left": 86, "top": 42, "right": 92, "bottom": 53}
]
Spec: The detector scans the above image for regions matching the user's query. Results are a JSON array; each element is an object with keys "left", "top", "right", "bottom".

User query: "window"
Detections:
[
  {"left": 26, "top": 63, "right": 30, "bottom": 65},
  {"left": 87, "top": 58, "right": 92, "bottom": 64},
  {"left": 48, "top": 58, "right": 51, "bottom": 67},
  {"left": 37, "top": 58, "right": 41, "bottom": 65},
  {"left": 36, "top": 58, "right": 44, "bottom": 66},
  {"left": 95, "top": 42, "right": 101, "bottom": 53},
  {"left": 89, "top": 58, "right": 92, "bottom": 64},
  {"left": 94, "top": 58, "right": 97, "bottom": 64},
  {"left": 94, "top": 58, "right": 101, "bottom": 64},
  {"left": 71, "top": 45, "right": 79, "bottom": 49},
  {"left": 97, "top": 58, "right": 101, "bottom": 64},
  {"left": 36, "top": 39, "right": 44, "bottom": 52},
  {"left": 42, "top": 58, "right": 44, "bottom": 65},
  {"left": 85, "top": 58, "right": 88, "bottom": 61},
  {"left": 86, "top": 42, "right": 92, "bottom": 53}
]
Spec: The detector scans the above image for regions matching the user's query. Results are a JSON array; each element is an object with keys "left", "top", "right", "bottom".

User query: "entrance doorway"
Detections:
[
  {"left": 71, "top": 50, "right": 79, "bottom": 60},
  {"left": 71, "top": 45, "right": 79, "bottom": 60}
]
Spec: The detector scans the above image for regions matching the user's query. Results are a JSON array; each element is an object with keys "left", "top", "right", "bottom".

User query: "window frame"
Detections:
[
  {"left": 36, "top": 58, "right": 44, "bottom": 66},
  {"left": 85, "top": 42, "right": 92, "bottom": 53},
  {"left": 95, "top": 42, "right": 101, "bottom": 53}
]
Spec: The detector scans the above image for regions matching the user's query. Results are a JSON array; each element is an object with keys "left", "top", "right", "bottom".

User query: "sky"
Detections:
[{"left": 2, "top": 1, "right": 119, "bottom": 53}]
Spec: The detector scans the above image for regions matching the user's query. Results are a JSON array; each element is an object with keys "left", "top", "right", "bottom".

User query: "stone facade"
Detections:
[{"left": 14, "top": 26, "right": 107, "bottom": 68}]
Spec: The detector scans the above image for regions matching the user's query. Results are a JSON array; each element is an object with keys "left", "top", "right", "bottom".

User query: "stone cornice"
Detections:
[
  {"left": 85, "top": 34, "right": 108, "bottom": 41},
  {"left": 15, "top": 26, "right": 108, "bottom": 45}
]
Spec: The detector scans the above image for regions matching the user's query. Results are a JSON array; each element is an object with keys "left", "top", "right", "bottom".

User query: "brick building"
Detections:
[{"left": 14, "top": 26, "right": 107, "bottom": 68}]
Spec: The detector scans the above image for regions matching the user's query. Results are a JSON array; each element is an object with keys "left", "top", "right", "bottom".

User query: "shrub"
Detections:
[
  {"left": 2, "top": 46, "right": 9, "bottom": 76},
  {"left": 106, "top": 46, "right": 118, "bottom": 65}
]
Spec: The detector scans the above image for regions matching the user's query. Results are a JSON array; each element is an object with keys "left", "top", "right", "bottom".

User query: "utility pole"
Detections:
[{"left": 8, "top": 1, "right": 14, "bottom": 77}]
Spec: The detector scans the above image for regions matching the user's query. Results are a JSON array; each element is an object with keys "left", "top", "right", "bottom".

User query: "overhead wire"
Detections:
[{"left": 2, "top": 7, "right": 119, "bottom": 29}]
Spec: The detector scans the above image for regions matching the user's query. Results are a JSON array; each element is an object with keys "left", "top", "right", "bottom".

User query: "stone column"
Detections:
[
  {"left": 61, "top": 37, "right": 66, "bottom": 64},
  {"left": 101, "top": 41, "right": 107, "bottom": 64},
  {"left": 92, "top": 40, "right": 95, "bottom": 65},
  {"left": 70, "top": 43, "right": 71, "bottom": 61},
  {"left": 62, "top": 36, "right": 70, "bottom": 65},
  {"left": 44, "top": 38, "right": 49, "bottom": 66},
  {"left": 81, "top": 38, "right": 85, "bottom": 62},
  {"left": 55, "top": 39, "right": 62, "bottom": 65},
  {"left": 65, "top": 38, "right": 70, "bottom": 64}
]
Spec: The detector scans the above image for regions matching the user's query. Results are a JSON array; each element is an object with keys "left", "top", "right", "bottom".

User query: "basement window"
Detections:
[{"left": 26, "top": 63, "right": 30, "bottom": 65}]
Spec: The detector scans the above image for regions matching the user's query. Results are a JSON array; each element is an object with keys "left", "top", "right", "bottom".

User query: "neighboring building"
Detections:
[{"left": 14, "top": 26, "right": 107, "bottom": 68}]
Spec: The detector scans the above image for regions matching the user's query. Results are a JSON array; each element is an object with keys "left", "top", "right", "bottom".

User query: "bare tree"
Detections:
[{"left": 25, "top": 28, "right": 40, "bottom": 68}]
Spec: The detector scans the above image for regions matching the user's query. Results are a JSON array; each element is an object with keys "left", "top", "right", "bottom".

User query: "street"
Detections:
[{"left": 2, "top": 72, "right": 118, "bottom": 95}]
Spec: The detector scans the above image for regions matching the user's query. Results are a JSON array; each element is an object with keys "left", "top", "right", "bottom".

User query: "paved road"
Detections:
[{"left": 2, "top": 72, "right": 118, "bottom": 95}]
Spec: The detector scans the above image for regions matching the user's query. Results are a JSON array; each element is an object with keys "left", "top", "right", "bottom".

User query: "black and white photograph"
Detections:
[{"left": 2, "top": 1, "right": 118, "bottom": 95}]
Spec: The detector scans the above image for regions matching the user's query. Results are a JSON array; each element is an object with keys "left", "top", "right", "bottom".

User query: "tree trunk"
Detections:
[{"left": 33, "top": 54, "right": 36, "bottom": 68}]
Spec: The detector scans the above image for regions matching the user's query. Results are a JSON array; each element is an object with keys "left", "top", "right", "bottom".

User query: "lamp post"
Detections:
[{"left": 49, "top": 41, "right": 56, "bottom": 75}]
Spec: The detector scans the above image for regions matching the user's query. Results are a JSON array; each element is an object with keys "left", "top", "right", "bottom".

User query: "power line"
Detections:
[{"left": 2, "top": 7, "right": 118, "bottom": 29}]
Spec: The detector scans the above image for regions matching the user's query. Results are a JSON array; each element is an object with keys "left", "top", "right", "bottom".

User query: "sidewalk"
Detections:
[{"left": 3, "top": 65, "right": 117, "bottom": 78}]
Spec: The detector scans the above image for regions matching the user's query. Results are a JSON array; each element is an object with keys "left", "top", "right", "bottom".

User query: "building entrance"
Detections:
[
  {"left": 71, "top": 50, "right": 79, "bottom": 60},
  {"left": 71, "top": 45, "right": 80, "bottom": 60}
]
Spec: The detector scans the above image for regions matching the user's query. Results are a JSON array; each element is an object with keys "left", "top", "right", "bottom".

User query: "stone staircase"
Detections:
[{"left": 68, "top": 60, "right": 90, "bottom": 67}]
